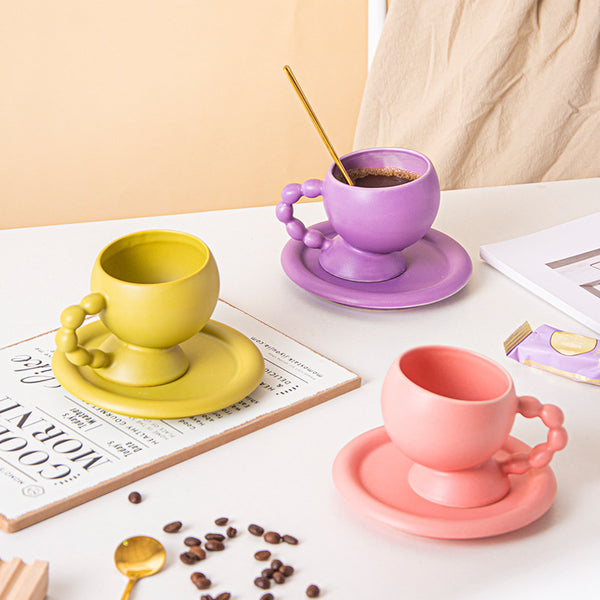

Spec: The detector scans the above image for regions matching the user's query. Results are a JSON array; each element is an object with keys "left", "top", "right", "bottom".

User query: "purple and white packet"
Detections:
[{"left": 505, "top": 322, "right": 600, "bottom": 385}]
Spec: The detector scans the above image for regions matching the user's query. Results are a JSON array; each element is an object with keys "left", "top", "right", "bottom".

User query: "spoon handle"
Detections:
[
  {"left": 120, "top": 577, "right": 137, "bottom": 600},
  {"left": 283, "top": 65, "right": 354, "bottom": 186}
]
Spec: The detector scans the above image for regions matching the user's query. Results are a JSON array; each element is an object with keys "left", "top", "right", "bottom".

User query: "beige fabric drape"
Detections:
[{"left": 354, "top": 0, "right": 600, "bottom": 190}]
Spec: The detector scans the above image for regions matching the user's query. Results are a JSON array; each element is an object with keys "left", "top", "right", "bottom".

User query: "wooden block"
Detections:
[{"left": 0, "top": 558, "right": 48, "bottom": 600}]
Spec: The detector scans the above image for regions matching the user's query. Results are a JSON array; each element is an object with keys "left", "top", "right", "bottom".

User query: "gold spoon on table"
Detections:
[
  {"left": 114, "top": 536, "right": 166, "bottom": 600},
  {"left": 283, "top": 64, "right": 354, "bottom": 185}
]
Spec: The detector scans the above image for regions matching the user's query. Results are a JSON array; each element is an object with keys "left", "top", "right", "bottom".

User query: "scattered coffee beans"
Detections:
[
  {"left": 127, "top": 491, "right": 142, "bottom": 504},
  {"left": 163, "top": 520, "right": 182, "bottom": 533},
  {"left": 264, "top": 531, "right": 282, "bottom": 544},
  {"left": 164, "top": 515, "right": 322, "bottom": 596},
  {"left": 205, "top": 539, "right": 225, "bottom": 552},
  {"left": 254, "top": 550, "right": 271, "bottom": 561},
  {"left": 254, "top": 576, "right": 271, "bottom": 590},
  {"left": 191, "top": 572, "right": 211, "bottom": 590},
  {"left": 184, "top": 536, "right": 201, "bottom": 547},
  {"left": 248, "top": 523, "right": 264, "bottom": 536},
  {"left": 283, "top": 534, "right": 298, "bottom": 545}
]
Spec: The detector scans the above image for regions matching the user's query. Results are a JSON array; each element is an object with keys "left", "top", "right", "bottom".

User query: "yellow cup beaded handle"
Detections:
[{"left": 55, "top": 293, "right": 110, "bottom": 368}]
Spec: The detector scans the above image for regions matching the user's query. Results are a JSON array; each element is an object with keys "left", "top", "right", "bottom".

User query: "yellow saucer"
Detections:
[{"left": 52, "top": 320, "right": 264, "bottom": 419}]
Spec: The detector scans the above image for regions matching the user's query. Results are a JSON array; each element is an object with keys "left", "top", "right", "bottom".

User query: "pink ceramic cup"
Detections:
[{"left": 381, "top": 346, "right": 568, "bottom": 508}]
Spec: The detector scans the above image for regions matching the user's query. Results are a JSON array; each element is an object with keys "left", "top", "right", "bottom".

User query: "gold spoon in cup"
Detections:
[
  {"left": 114, "top": 536, "right": 166, "bottom": 600},
  {"left": 283, "top": 65, "right": 354, "bottom": 185}
]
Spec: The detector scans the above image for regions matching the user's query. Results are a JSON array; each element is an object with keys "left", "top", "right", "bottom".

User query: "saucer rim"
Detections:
[
  {"left": 280, "top": 223, "right": 472, "bottom": 309},
  {"left": 332, "top": 426, "right": 557, "bottom": 540},
  {"left": 52, "top": 319, "right": 264, "bottom": 419}
]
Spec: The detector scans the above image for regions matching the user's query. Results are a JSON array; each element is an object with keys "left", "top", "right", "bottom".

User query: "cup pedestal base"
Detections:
[
  {"left": 318, "top": 235, "right": 407, "bottom": 283},
  {"left": 96, "top": 335, "right": 189, "bottom": 387},
  {"left": 408, "top": 458, "right": 510, "bottom": 508}
]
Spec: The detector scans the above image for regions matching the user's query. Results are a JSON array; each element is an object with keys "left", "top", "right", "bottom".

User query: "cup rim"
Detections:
[
  {"left": 327, "top": 146, "right": 434, "bottom": 190},
  {"left": 97, "top": 229, "right": 212, "bottom": 286},
  {"left": 397, "top": 345, "right": 514, "bottom": 404}
]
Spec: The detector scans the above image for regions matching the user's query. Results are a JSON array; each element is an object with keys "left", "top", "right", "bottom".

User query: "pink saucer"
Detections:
[{"left": 332, "top": 427, "right": 557, "bottom": 540}]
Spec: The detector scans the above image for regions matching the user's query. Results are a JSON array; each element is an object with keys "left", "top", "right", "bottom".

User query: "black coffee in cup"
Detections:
[{"left": 336, "top": 166, "right": 420, "bottom": 187}]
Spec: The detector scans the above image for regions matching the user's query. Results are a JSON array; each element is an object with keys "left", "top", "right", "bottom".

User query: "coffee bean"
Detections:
[
  {"left": 254, "top": 550, "right": 271, "bottom": 561},
  {"left": 200, "top": 595, "right": 213, "bottom": 600},
  {"left": 264, "top": 531, "right": 282, "bottom": 544},
  {"left": 273, "top": 571, "right": 286, "bottom": 584},
  {"left": 248, "top": 523, "right": 264, "bottom": 536},
  {"left": 205, "top": 539, "right": 225, "bottom": 551},
  {"left": 163, "top": 520, "right": 182, "bottom": 533},
  {"left": 270, "top": 559, "right": 283, "bottom": 570},
  {"left": 261, "top": 568, "right": 275, "bottom": 579},
  {"left": 127, "top": 491, "right": 142, "bottom": 504},
  {"left": 254, "top": 577, "right": 271, "bottom": 590},
  {"left": 205, "top": 533, "right": 226, "bottom": 541},
  {"left": 306, "top": 584, "right": 320, "bottom": 597},
  {"left": 188, "top": 545, "right": 206, "bottom": 560},
  {"left": 260, "top": 594, "right": 274, "bottom": 600},
  {"left": 184, "top": 536, "right": 201, "bottom": 547},
  {"left": 214, "top": 517, "right": 229, "bottom": 526},
  {"left": 280, "top": 564, "right": 294, "bottom": 577},
  {"left": 179, "top": 551, "right": 198, "bottom": 565},
  {"left": 226, "top": 526, "right": 237, "bottom": 538},
  {"left": 196, "top": 577, "right": 211, "bottom": 590},
  {"left": 283, "top": 534, "right": 298, "bottom": 545},
  {"left": 215, "top": 593, "right": 231, "bottom": 600},
  {"left": 191, "top": 572, "right": 211, "bottom": 590}
]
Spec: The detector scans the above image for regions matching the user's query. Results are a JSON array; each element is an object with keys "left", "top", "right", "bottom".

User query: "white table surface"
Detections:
[{"left": 1, "top": 178, "right": 599, "bottom": 599}]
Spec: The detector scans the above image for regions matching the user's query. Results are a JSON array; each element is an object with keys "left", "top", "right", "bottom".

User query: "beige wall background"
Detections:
[{"left": 1, "top": 1, "right": 367, "bottom": 229}]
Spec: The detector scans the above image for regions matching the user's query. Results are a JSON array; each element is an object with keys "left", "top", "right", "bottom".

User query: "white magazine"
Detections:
[
  {"left": 0, "top": 301, "right": 360, "bottom": 531},
  {"left": 480, "top": 212, "right": 600, "bottom": 334}
]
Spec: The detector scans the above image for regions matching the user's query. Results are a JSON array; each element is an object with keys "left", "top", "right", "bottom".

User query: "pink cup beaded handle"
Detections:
[
  {"left": 501, "top": 396, "right": 568, "bottom": 475},
  {"left": 277, "top": 180, "right": 332, "bottom": 251}
]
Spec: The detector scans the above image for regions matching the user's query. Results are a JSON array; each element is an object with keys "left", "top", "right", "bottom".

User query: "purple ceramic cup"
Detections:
[{"left": 277, "top": 147, "right": 440, "bottom": 282}]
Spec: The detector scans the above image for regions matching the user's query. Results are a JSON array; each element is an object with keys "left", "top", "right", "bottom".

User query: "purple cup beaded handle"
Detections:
[
  {"left": 501, "top": 396, "right": 568, "bottom": 475},
  {"left": 277, "top": 179, "right": 332, "bottom": 251}
]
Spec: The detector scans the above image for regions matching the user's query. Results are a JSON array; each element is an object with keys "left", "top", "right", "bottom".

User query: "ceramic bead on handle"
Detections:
[
  {"left": 277, "top": 179, "right": 332, "bottom": 250},
  {"left": 55, "top": 293, "right": 110, "bottom": 368},
  {"left": 501, "top": 396, "right": 568, "bottom": 475}
]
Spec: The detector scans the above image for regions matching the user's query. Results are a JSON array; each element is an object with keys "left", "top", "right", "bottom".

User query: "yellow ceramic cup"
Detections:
[{"left": 55, "top": 230, "right": 219, "bottom": 386}]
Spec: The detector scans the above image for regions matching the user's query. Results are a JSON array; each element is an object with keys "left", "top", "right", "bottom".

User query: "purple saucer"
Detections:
[{"left": 280, "top": 222, "right": 472, "bottom": 309}]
